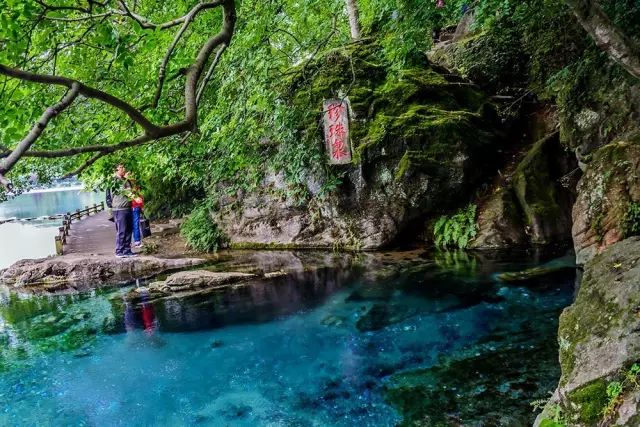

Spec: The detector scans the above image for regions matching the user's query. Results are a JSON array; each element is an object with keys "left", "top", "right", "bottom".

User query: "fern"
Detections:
[
  {"left": 433, "top": 204, "right": 478, "bottom": 249},
  {"left": 181, "top": 203, "right": 227, "bottom": 252}
]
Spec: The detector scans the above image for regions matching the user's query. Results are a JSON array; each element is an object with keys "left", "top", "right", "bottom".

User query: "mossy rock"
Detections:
[
  {"left": 216, "top": 39, "right": 501, "bottom": 250},
  {"left": 512, "top": 132, "right": 575, "bottom": 244},
  {"left": 287, "top": 39, "right": 496, "bottom": 173},
  {"left": 567, "top": 380, "right": 609, "bottom": 424},
  {"left": 538, "top": 238, "right": 640, "bottom": 426},
  {"left": 470, "top": 187, "right": 528, "bottom": 249}
]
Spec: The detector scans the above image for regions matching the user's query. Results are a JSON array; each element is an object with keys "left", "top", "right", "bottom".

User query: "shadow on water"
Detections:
[{"left": 127, "top": 266, "right": 362, "bottom": 333}]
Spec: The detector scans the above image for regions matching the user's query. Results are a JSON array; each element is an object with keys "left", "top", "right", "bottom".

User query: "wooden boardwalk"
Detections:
[{"left": 64, "top": 211, "right": 117, "bottom": 255}]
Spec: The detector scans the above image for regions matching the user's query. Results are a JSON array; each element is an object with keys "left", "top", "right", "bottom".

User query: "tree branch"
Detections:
[
  {"left": 116, "top": 0, "right": 201, "bottom": 30},
  {"left": 153, "top": 6, "right": 203, "bottom": 108},
  {"left": 196, "top": 43, "right": 227, "bottom": 105},
  {"left": 0, "top": 83, "right": 81, "bottom": 175},
  {"left": 565, "top": 0, "right": 640, "bottom": 80},
  {"left": 61, "top": 152, "right": 106, "bottom": 178},
  {"left": 0, "top": 64, "right": 161, "bottom": 135},
  {"left": 44, "top": 12, "right": 113, "bottom": 22},
  {"left": 35, "top": 0, "right": 91, "bottom": 14},
  {"left": 184, "top": 1, "right": 236, "bottom": 125},
  {"left": 0, "top": 0, "right": 236, "bottom": 189},
  {"left": 23, "top": 134, "right": 155, "bottom": 158}
]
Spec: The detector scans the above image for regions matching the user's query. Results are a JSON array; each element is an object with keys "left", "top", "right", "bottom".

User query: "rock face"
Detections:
[
  {"left": 212, "top": 41, "right": 501, "bottom": 250},
  {"left": 471, "top": 186, "right": 528, "bottom": 249},
  {"left": 535, "top": 237, "right": 640, "bottom": 426},
  {"left": 572, "top": 136, "right": 640, "bottom": 265},
  {"left": 471, "top": 132, "right": 577, "bottom": 249},
  {"left": 0, "top": 255, "right": 205, "bottom": 294}
]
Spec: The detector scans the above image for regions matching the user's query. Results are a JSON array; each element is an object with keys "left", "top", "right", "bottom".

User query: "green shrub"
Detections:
[
  {"left": 621, "top": 202, "right": 640, "bottom": 238},
  {"left": 180, "top": 204, "right": 227, "bottom": 253},
  {"left": 433, "top": 204, "right": 477, "bottom": 249}
]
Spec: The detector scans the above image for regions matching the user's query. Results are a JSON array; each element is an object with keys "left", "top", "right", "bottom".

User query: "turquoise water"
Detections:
[
  {"left": 0, "top": 189, "right": 104, "bottom": 269},
  {"left": 0, "top": 250, "right": 575, "bottom": 426}
]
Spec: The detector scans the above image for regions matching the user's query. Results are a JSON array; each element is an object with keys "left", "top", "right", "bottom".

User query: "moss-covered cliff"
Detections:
[{"left": 211, "top": 40, "right": 502, "bottom": 249}]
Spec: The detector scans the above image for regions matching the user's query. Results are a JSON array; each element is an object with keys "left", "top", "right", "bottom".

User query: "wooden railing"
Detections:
[{"left": 55, "top": 201, "right": 105, "bottom": 255}]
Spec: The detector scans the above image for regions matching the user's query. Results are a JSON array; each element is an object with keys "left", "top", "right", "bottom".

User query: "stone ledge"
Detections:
[{"left": 0, "top": 254, "right": 206, "bottom": 294}]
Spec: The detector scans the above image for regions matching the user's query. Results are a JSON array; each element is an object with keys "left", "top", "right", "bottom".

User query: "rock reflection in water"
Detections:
[{"left": 151, "top": 266, "right": 359, "bottom": 332}]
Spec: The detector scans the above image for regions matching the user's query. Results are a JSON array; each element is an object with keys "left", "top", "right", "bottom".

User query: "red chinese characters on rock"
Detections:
[
  {"left": 329, "top": 123, "right": 348, "bottom": 160},
  {"left": 327, "top": 102, "right": 345, "bottom": 122},
  {"left": 323, "top": 99, "right": 352, "bottom": 164}
]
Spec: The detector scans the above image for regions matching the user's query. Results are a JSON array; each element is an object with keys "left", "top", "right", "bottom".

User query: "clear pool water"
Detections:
[{"left": 0, "top": 249, "right": 575, "bottom": 426}]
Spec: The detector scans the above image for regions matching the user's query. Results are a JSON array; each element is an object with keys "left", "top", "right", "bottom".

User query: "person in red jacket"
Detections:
[{"left": 131, "top": 188, "right": 144, "bottom": 247}]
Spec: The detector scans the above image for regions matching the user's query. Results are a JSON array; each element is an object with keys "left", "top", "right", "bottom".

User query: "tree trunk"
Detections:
[
  {"left": 345, "top": 0, "right": 361, "bottom": 41},
  {"left": 565, "top": 0, "right": 640, "bottom": 80}
]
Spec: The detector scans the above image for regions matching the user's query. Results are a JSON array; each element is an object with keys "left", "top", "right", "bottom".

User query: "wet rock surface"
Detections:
[
  {"left": 0, "top": 254, "right": 205, "bottom": 294},
  {"left": 536, "top": 237, "right": 640, "bottom": 426}
]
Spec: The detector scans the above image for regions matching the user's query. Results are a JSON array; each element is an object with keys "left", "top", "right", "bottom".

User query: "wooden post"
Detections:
[
  {"left": 55, "top": 236, "right": 63, "bottom": 255},
  {"left": 100, "top": 201, "right": 105, "bottom": 211}
]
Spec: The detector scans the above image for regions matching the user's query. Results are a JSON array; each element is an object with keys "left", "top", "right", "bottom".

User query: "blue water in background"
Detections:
[
  {"left": 0, "top": 250, "right": 575, "bottom": 426},
  {"left": 0, "top": 189, "right": 104, "bottom": 268},
  {"left": 0, "top": 188, "right": 103, "bottom": 220}
]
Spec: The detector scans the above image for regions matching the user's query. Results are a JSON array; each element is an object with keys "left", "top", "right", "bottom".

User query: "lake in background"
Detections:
[{"left": 0, "top": 188, "right": 104, "bottom": 269}]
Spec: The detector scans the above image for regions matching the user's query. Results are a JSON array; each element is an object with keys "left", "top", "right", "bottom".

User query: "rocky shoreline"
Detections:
[{"left": 0, "top": 254, "right": 206, "bottom": 294}]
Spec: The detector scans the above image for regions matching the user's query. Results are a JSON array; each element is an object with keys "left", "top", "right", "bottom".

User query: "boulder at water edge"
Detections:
[{"left": 535, "top": 237, "right": 640, "bottom": 426}]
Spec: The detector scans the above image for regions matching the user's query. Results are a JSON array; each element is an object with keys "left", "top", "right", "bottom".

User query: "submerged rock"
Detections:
[
  {"left": 386, "top": 340, "right": 561, "bottom": 426},
  {"left": 321, "top": 315, "right": 346, "bottom": 327},
  {"left": 356, "top": 303, "right": 417, "bottom": 332},
  {"left": 535, "top": 237, "right": 640, "bottom": 426},
  {"left": 129, "top": 270, "right": 257, "bottom": 302},
  {"left": 495, "top": 265, "right": 575, "bottom": 284},
  {"left": 0, "top": 255, "right": 205, "bottom": 294},
  {"left": 495, "top": 255, "right": 576, "bottom": 284}
]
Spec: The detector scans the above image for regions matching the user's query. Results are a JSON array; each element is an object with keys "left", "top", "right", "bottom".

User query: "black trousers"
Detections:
[{"left": 113, "top": 209, "right": 133, "bottom": 255}]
